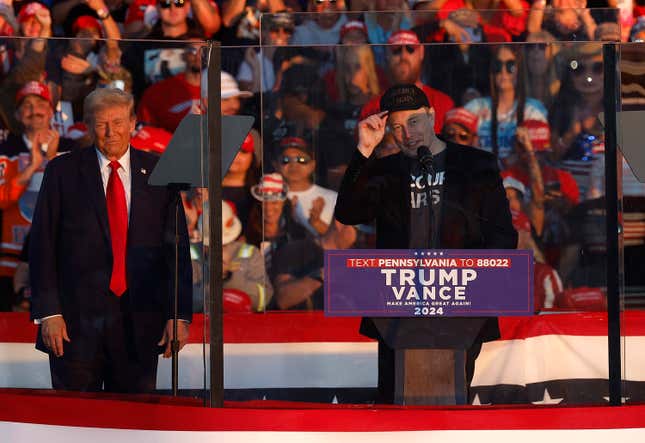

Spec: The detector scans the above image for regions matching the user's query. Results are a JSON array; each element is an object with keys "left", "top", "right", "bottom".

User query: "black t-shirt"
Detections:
[
  {"left": 269, "top": 238, "right": 324, "bottom": 311},
  {"left": 408, "top": 148, "right": 447, "bottom": 249}
]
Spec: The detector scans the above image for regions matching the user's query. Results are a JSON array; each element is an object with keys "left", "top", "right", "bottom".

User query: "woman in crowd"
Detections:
[
  {"left": 465, "top": 44, "right": 548, "bottom": 163},
  {"left": 223, "top": 133, "right": 260, "bottom": 233},
  {"left": 525, "top": 30, "right": 561, "bottom": 112}
]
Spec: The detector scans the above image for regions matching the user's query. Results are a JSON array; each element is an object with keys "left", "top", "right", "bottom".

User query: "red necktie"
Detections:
[{"left": 106, "top": 160, "right": 128, "bottom": 296}]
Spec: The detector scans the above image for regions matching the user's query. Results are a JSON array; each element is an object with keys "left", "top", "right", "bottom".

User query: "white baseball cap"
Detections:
[{"left": 221, "top": 71, "right": 253, "bottom": 99}]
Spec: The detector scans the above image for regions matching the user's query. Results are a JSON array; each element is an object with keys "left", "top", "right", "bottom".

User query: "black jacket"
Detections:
[
  {"left": 29, "top": 147, "right": 192, "bottom": 360},
  {"left": 335, "top": 142, "right": 517, "bottom": 348}
]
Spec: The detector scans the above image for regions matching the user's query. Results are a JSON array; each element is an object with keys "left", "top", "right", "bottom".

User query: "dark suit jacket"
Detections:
[
  {"left": 29, "top": 147, "right": 192, "bottom": 361},
  {"left": 335, "top": 142, "right": 518, "bottom": 348}
]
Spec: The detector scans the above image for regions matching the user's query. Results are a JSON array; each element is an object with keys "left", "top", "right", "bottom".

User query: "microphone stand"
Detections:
[{"left": 169, "top": 183, "right": 190, "bottom": 397}]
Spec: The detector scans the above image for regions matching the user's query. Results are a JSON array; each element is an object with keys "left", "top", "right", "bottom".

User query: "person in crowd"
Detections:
[
  {"left": 54, "top": 0, "right": 125, "bottom": 127},
  {"left": 291, "top": 0, "right": 348, "bottom": 46},
  {"left": 0, "top": 2, "right": 51, "bottom": 137},
  {"left": 324, "top": 44, "right": 385, "bottom": 184},
  {"left": 510, "top": 205, "right": 564, "bottom": 313},
  {"left": 53, "top": 0, "right": 131, "bottom": 30},
  {"left": 528, "top": 0, "right": 597, "bottom": 40},
  {"left": 550, "top": 43, "right": 604, "bottom": 188},
  {"left": 277, "top": 136, "right": 337, "bottom": 236},
  {"left": 440, "top": 106, "right": 479, "bottom": 147},
  {"left": 269, "top": 218, "right": 356, "bottom": 310},
  {"left": 423, "top": 8, "right": 491, "bottom": 106},
  {"left": 359, "top": 30, "right": 455, "bottom": 134},
  {"left": 355, "top": 0, "right": 412, "bottom": 66},
  {"left": 0, "top": 3, "right": 18, "bottom": 84},
  {"left": 501, "top": 121, "right": 548, "bottom": 236},
  {"left": 123, "top": 1, "right": 207, "bottom": 99},
  {"left": 221, "top": 200, "right": 273, "bottom": 312},
  {"left": 465, "top": 44, "right": 548, "bottom": 163},
  {"left": 335, "top": 84, "right": 516, "bottom": 403},
  {"left": 29, "top": 87, "right": 192, "bottom": 392},
  {"left": 525, "top": 31, "right": 561, "bottom": 112},
  {"left": 137, "top": 41, "right": 203, "bottom": 132},
  {"left": 236, "top": 11, "right": 294, "bottom": 94},
  {"left": 264, "top": 62, "right": 355, "bottom": 187},
  {"left": 246, "top": 172, "right": 307, "bottom": 251},
  {"left": 502, "top": 119, "right": 579, "bottom": 272},
  {"left": 223, "top": 133, "right": 259, "bottom": 232},
  {"left": 0, "top": 82, "right": 77, "bottom": 312},
  {"left": 121, "top": 0, "right": 220, "bottom": 38},
  {"left": 129, "top": 124, "right": 173, "bottom": 155},
  {"left": 337, "top": 19, "right": 369, "bottom": 44},
  {"left": 219, "top": 0, "right": 286, "bottom": 45}
]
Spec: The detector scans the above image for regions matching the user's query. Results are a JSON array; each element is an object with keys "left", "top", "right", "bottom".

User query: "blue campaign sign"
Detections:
[{"left": 324, "top": 249, "right": 533, "bottom": 317}]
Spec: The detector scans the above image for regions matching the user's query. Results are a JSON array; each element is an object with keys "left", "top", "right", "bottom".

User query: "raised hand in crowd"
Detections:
[
  {"left": 61, "top": 53, "right": 92, "bottom": 75},
  {"left": 34, "top": 127, "right": 60, "bottom": 159},
  {"left": 308, "top": 196, "right": 329, "bottom": 235},
  {"left": 357, "top": 111, "right": 389, "bottom": 158}
]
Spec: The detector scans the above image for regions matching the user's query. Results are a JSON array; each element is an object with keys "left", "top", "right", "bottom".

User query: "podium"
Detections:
[{"left": 362, "top": 317, "right": 499, "bottom": 405}]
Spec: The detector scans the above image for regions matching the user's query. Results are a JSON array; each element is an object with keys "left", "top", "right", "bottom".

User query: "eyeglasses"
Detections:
[
  {"left": 391, "top": 45, "right": 417, "bottom": 56},
  {"left": 281, "top": 155, "right": 311, "bottom": 165},
  {"left": 492, "top": 59, "right": 517, "bottom": 74},
  {"left": 571, "top": 61, "right": 603, "bottom": 76},
  {"left": 442, "top": 129, "right": 472, "bottom": 144},
  {"left": 158, "top": 0, "right": 186, "bottom": 9}
]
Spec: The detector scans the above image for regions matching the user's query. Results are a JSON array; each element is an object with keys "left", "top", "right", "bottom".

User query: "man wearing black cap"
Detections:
[{"left": 335, "top": 84, "right": 517, "bottom": 403}]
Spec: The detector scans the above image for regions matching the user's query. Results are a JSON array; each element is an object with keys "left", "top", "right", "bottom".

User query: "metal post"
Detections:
[
  {"left": 207, "top": 41, "right": 224, "bottom": 408},
  {"left": 603, "top": 43, "right": 622, "bottom": 406}
]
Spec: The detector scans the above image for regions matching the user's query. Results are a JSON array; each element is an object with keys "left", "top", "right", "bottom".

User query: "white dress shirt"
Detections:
[{"left": 96, "top": 147, "right": 132, "bottom": 217}]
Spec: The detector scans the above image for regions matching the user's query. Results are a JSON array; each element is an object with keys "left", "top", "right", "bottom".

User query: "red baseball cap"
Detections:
[
  {"left": 16, "top": 81, "right": 52, "bottom": 107},
  {"left": 387, "top": 30, "right": 420, "bottom": 46},
  {"left": 18, "top": 2, "right": 47, "bottom": 24},
  {"left": 279, "top": 136, "right": 313, "bottom": 156},
  {"left": 240, "top": 133, "right": 254, "bottom": 153},
  {"left": 72, "top": 15, "right": 103, "bottom": 37},
  {"left": 130, "top": 125, "right": 172, "bottom": 154},
  {"left": 340, "top": 20, "right": 368, "bottom": 41},
  {"left": 519, "top": 119, "right": 551, "bottom": 151},
  {"left": 443, "top": 107, "right": 478, "bottom": 134}
]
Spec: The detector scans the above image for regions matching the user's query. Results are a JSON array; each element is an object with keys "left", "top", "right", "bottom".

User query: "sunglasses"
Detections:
[
  {"left": 571, "top": 61, "right": 603, "bottom": 76},
  {"left": 492, "top": 59, "right": 517, "bottom": 74},
  {"left": 443, "top": 129, "right": 472, "bottom": 144},
  {"left": 391, "top": 45, "right": 417, "bottom": 56},
  {"left": 270, "top": 26, "right": 294, "bottom": 35},
  {"left": 281, "top": 155, "right": 311, "bottom": 165},
  {"left": 158, "top": 0, "right": 186, "bottom": 9}
]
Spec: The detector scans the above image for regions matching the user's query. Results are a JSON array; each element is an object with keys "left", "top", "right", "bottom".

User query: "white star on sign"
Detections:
[
  {"left": 531, "top": 389, "right": 564, "bottom": 405},
  {"left": 471, "top": 394, "right": 492, "bottom": 406}
]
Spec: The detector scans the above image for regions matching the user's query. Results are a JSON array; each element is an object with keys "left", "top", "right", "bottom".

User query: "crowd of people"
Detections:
[{"left": 0, "top": 0, "right": 644, "bottom": 314}]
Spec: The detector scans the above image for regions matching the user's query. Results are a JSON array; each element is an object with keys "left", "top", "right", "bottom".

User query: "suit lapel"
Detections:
[
  {"left": 128, "top": 149, "right": 147, "bottom": 244},
  {"left": 80, "top": 147, "right": 111, "bottom": 242}
]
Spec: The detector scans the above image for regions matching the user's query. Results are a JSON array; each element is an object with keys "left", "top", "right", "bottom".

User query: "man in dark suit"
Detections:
[
  {"left": 335, "top": 84, "right": 517, "bottom": 403},
  {"left": 29, "top": 88, "right": 192, "bottom": 393}
]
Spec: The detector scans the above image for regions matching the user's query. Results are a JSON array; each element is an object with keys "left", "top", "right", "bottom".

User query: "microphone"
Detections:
[{"left": 417, "top": 145, "right": 434, "bottom": 175}]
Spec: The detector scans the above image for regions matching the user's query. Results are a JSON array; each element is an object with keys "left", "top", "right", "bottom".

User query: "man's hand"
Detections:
[
  {"left": 158, "top": 320, "right": 190, "bottom": 358},
  {"left": 61, "top": 54, "right": 92, "bottom": 75},
  {"left": 34, "top": 6, "right": 52, "bottom": 37},
  {"left": 35, "top": 128, "right": 60, "bottom": 159},
  {"left": 308, "top": 197, "right": 329, "bottom": 235},
  {"left": 41, "top": 316, "right": 70, "bottom": 357},
  {"left": 515, "top": 127, "right": 534, "bottom": 154},
  {"left": 357, "top": 111, "right": 388, "bottom": 158}
]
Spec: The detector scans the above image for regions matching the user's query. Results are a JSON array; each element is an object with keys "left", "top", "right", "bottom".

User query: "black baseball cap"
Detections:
[{"left": 379, "top": 84, "right": 430, "bottom": 113}]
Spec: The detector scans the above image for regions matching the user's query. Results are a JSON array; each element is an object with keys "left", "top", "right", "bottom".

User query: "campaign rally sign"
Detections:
[{"left": 324, "top": 250, "right": 533, "bottom": 317}]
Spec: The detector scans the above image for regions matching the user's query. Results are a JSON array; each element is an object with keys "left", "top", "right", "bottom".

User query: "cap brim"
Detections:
[
  {"left": 222, "top": 217, "right": 242, "bottom": 245},
  {"left": 222, "top": 91, "right": 253, "bottom": 99}
]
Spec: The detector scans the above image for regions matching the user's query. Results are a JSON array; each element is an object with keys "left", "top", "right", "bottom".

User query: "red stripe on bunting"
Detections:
[
  {"left": 2, "top": 312, "right": 645, "bottom": 344},
  {"left": 0, "top": 390, "right": 644, "bottom": 431}
]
